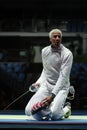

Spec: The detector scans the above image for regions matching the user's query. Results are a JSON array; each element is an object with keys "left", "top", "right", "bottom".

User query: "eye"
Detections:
[
  {"left": 58, "top": 35, "right": 61, "bottom": 38},
  {"left": 54, "top": 36, "right": 57, "bottom": 38},
  {"left": 54, "top": 35, "right": 57, "bottom": 38},
  {"left": 53, "top": 35, "right": 61, "bottom": 38}
]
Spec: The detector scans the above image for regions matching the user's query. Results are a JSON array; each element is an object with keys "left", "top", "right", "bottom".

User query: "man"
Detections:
[{"left": 25, "top": 29, "right": 73, "bottom": 120}]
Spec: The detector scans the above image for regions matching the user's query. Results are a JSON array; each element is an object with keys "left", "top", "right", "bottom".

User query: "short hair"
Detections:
[{"left": 49, "top": 29, "right": 62, "bottom": 38}]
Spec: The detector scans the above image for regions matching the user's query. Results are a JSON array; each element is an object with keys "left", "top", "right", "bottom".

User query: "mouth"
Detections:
[
  {"left": 51, "top": 43, "right": 59, "bottom": 48},
  {"left": 55, "top": 42, "right": 60, "bottom": 46}
]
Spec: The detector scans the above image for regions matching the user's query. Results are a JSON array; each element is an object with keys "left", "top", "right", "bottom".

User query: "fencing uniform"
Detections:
[{"left": 25, "top": 43, "right": 73, "bottom": 120}]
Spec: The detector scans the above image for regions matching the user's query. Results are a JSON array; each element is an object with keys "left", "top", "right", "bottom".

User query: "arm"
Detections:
[
  {"left": 41, "top": 53, "right": 73, "bottom": 107},
  {"left": 52, "top": 52, "right": 73, "bottom": 95}
]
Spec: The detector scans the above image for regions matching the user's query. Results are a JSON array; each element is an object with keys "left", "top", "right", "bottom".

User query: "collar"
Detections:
[{"left": 51, "top": 43, "right": 62, "bottom": 52}]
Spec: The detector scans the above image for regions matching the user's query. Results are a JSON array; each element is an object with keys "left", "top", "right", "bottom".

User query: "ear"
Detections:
[
  {"left": 50, "top": 38, "right": 52, "bottom": 42},
  {"left": 60, "top": 37, "right": 62, "bottom": 42}
]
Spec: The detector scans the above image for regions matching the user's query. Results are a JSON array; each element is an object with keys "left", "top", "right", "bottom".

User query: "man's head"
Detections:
[{"left": 49, "top": 29, "right": 62, "bottom": 48}]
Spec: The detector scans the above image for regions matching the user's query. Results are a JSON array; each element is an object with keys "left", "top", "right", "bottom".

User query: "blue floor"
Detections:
[{"left": 0, "top": 110, "right": 87, "bottom": 129}]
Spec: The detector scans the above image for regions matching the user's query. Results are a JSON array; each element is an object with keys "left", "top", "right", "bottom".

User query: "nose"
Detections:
[{"left": 56, "top": 36, "right": 59, "bottom": 40}]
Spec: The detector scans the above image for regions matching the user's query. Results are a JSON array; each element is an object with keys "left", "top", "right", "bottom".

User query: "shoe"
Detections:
[
  {"left": 42, "top": 109, "right": 52, "bottom": 120},
  {"left": 64, "top": 102, "right": 71, "bottom": 118},
  {"left": 42, "top": 115, "right": 51, "bottom": 121}
]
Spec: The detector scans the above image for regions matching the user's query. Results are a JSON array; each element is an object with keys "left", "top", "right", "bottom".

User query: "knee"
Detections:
[
  {"left": 51, "top": 110, "right": 64, "bottom": 120},
  {"left": 25, "top": 107, "right": 44, "bottom": 120},
  {"left": 25, "top": 106, "right": 31, "bottom": 116},
  {"left": 33, "top": 111, "right": 43, "bottom": 120}
]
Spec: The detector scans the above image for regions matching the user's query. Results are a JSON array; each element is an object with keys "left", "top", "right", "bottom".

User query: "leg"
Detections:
[
  {"left": 25, "top": 84, "right": 50, "bottom": 120},
  {"left": 62, "top": 86, "right": 75, "bottom": 118},
  {"left": 63, "top": 102, "right": 71, "bottom": 118},
  {"left": 49, "top": 89, "right": 68, "bottom": 120}
]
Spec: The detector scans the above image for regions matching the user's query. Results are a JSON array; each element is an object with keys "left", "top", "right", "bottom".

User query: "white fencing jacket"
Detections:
[{"left": 36, "top": 44, "right": 73, "bottom": 96}]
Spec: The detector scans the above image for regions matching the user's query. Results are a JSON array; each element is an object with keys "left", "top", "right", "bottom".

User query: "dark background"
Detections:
[{"left": 0, "top": 0, "right": 87, "bottom": 19}]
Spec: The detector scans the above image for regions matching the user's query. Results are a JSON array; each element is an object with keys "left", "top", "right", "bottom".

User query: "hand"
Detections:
[
  {"left": 31, "top": 95, "right": 53, "bottom": 114},
  {"left": 31, "top": 101, "right": 43, "bottom": 114},
  {"left": 42, "top": 95, "right": 53, "bottom": 107},
  {"left": 29, "top": 83, "right": 40, "bottom": 92},
  {"left": 32, "top": 83, "right": 40, "bottom": 88}
]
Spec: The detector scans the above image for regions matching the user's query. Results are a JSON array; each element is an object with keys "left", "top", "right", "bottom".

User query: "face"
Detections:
[{"left": 50, "top": 32, "right": 62, "bottom": 48}]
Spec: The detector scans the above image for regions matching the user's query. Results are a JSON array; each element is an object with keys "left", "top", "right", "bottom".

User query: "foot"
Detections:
[{"left": 42, "top": 115, "right": 51, "bottom": 120}]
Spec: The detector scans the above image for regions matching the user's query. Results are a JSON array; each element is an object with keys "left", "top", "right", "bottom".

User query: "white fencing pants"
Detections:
[{"left": 25, "top": 83, "right": 69, "bottom": 120}]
